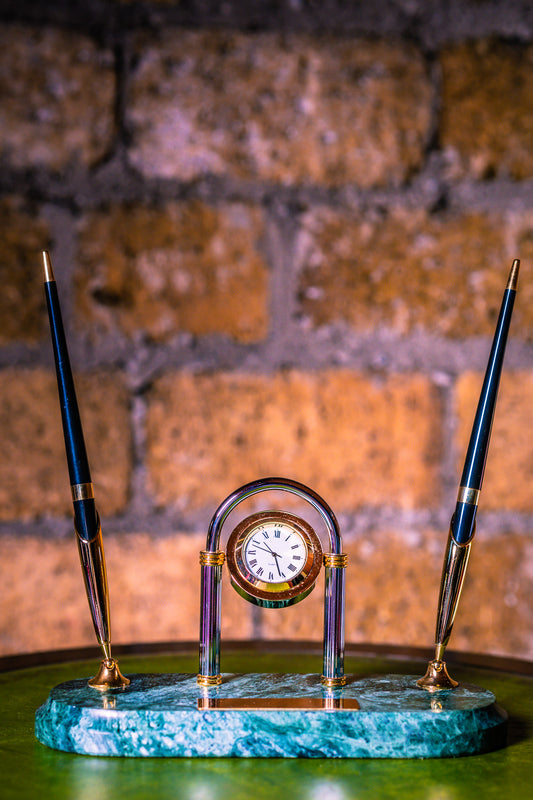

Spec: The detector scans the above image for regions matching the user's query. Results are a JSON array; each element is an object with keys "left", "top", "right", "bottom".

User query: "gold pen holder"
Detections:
[
  {"left": 417, "top": 659, "right": 458, "bottom": 691},
  {"left": 88, "top": 657, "right": 130, "bottom": 690}
]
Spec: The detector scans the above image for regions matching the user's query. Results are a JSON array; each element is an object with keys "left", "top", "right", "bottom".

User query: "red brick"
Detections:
[
  {"left": 0, "top": 25, "right": 115, "bottom": 170},
  {"left": 296, "top": 207, "right": 525, "bottom": 337},
  {"left": 146, "top": 370, "right": 443, "bottom": 514},
  {"left": 76, "top": 202, "right": 268, "bottom": 344},
  {"left": 452, "top": 531, "right": 533, "bottom": 658},
  {"left": 456, "top": 372, "right": 533, "bottom": 511},
  {"left": 441, "top": 40, "right": 533, "bottom": 180},
  {"left": 0, "top": 197, "right": 51, "bottom": 344},
  {"left": 129, "top": 31, "right": 432, "bottom": 187},
  {"left": 0, "top": 369, "right": 131, "bottom": 520},
  {"left": 262, "top": 527, "right": 533, "bottom": 660},
  {"left": 0, "top": 532, "right": 250, "bottom": 655}
]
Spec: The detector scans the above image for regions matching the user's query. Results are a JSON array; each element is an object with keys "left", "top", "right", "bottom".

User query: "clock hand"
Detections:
[
  {"left": 252, "top": 542, "right": 281, "bottom": 558},
  {"left": 252, "top": 544, "right": 277, "bottom": 556},
  {"left": 271, "top": 551, "right": 283, "bottom": 578}
]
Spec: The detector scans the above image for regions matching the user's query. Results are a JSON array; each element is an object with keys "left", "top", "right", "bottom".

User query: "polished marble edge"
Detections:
[{"left": 35, "top": 673, "right": 508, "bottom": 759}]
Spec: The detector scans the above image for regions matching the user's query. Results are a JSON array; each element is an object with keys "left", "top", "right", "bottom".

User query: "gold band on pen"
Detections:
[
  {"left": 323, "top": 553, "right": 348, "bottom": 569},
  {"left": 199, "top": 550, "right": 225, "bottom": 567},
  {"left": 457, "top": 486, "right": 480, "bottom": 506},
  {"left": 71, "top": 482, "right": 95, "bottom": 502}
]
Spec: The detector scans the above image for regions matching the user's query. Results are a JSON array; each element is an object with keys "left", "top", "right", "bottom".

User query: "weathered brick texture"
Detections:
[
  {"left": 0, "top": 370, "right": 131, "bottom": 520},
  {"left": 3, "top": 527, "right": 531, "bottom": 659},
  {"left": 0, "top": 532, "right": 250, "bottom": 655},
  {"left": 0, "top": 25, "right": 115, "bottom": 170},
  {"left": 76, "top": 202, "right": 268, "bottom": 343},
  {"left": 129, "top": 31, "right": 432, "bottom": 186},
  {"left": 146, "top": 370, "right": 443, "bottom": 513},
  {"left": 297, "top": 207, "right": 528, "bottom": 337},
  {"left": 456, "top": 372, "right": 533, "bottom": 511},
  {"left": 261, "top": 529, "right": 533, "bottom": 659},
  {"left": 0, "top": 9, "right": 532, "bottom": 664},
  {"left": 441, "top": 40, "right": 533, "bottom": 180},
  {"left": 451, "top": 531, "right": 533, "bottom": 658},
  {"left": 0, "top": 197, "right": 50, "bottom": 344}
]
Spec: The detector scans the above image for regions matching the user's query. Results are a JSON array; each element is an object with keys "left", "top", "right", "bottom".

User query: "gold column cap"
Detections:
[
  {"left": 197, "top": 673, "right": 222, "bottom": 687},
  {"left": 323, "top": 553, "right": 348, "bottom": 568},
  {"left": 199, "top": 550, "right": 225, "bottom": 566}
]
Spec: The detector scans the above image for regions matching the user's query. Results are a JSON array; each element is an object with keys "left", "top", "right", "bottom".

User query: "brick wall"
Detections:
[{"left": 1, "top": 1, "right": 532, "bottom": 661}]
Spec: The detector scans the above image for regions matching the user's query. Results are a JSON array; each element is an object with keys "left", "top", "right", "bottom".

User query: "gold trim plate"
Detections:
[{"left": 197, "top": 696, "right": 360, "bottom": 711}]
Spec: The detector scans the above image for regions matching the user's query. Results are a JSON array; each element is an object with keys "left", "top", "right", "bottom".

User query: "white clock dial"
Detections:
[
  {"left": 225, "top": 510, "right": 323, "bottom": 608},
  {"left": 243, "top": 522, "right": 307, "bottom": 583}
]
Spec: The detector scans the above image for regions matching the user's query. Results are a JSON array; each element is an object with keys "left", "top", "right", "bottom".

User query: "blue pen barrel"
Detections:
[
  {"left": 44, "top": 268, "right": 98, "bottom": 541},
  {"left": 44, "top": 280, "right": 92, "bottom": 487},
  {"left": 73, "top": 498, "right": 99, "bottom": 543},
  {"left": 451, "top": 503, "right": 477, "bottom": 545},
  {"left": 459, "top": 283, "right": 517, "bottom": 493}
]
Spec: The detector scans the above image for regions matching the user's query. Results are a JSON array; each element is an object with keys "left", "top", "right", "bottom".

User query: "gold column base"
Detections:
[
  {"left": 88, "top": 657, "right": 131, "bottom": 690},
  {"left": 417, "top": 659, "right": 458, "bottom": 691},
  {"left": 321, "top": 675, "right": 347, "bottom": 688},
  {"left": 197, "top": 673, "right": 222, "bottom": 687}
]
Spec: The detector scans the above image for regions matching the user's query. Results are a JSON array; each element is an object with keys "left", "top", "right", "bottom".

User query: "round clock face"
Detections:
[{"left": 226, "top": 511, "right": 323, "bottom": 608}]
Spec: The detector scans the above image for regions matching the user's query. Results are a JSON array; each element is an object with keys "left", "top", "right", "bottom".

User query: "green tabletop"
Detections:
[{"left": 1, "top": 643, "right": 532, "bottom": 800}]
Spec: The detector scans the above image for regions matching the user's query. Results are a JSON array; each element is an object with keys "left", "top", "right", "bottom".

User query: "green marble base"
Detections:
[{"left": 35, "top": 673, "right": 507, "bottom": 758}]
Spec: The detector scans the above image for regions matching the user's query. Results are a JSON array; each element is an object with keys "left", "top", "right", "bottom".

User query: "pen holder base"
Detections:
[
  {"left": 417, "top": 659, "right": 459, "bottom": 691},
  {"left": 88, "top": 658, "right": 131, "bottom": 690},
  {"left": 35, "top": 672, "right": 507, "bottom": 758}
]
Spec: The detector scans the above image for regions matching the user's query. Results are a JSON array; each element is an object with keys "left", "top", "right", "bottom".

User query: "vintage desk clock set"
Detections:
[{"left": 35, "top": 252, "right": 520, "bottom": 758}]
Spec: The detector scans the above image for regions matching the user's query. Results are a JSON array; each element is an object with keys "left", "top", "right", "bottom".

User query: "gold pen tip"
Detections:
[
  {"left": 42, "top": 250, "right": 55, "bottom": 283},
  {"left": 507, "top": 258, "right": 520, "bottom": 292}
]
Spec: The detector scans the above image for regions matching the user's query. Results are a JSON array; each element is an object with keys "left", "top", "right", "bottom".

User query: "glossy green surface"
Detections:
[{"left": 1, "top": 649, "right": 532, "bottom": 800}]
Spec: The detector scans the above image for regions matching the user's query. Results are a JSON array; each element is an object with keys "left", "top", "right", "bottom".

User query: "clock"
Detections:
[{"left": 225, "top": 510, "right": 323, "bottom": 608}]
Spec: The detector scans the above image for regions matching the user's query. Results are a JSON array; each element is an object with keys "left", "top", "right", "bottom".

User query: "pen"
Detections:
[
  {"left": 418, "top": 259, "right": 520, "bottom": 690},
  {"left": 43, "top": 250, "right": 129, "bottom": 689}
]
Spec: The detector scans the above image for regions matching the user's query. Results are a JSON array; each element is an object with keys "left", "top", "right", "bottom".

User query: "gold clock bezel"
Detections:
[{"left": 225, "top": 510, "right": 323, "bottom": 608}]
